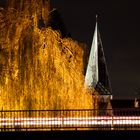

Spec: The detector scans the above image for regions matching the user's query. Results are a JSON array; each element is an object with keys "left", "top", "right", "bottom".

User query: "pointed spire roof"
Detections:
[
  {"left": 85, "top": 16, "right": 112, "bottom": 95},
  {"left": 85, "top": 19, "right": 98, "bottom": 88}
]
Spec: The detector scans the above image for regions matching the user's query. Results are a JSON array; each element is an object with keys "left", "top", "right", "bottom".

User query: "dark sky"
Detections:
[
  {"left": 51, "top": 0, "right": 140, "bottom": 99},
  {"left": 1, "top": 0, "right": 140, "bottom": 99}
]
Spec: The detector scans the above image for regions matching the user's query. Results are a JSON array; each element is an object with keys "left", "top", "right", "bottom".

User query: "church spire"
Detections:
[
  {"left": 85, "top": 16, "right": 112, "bottom": 95},
  {"left": 85, "top": 16, "right": 98, "bottom": 88},
  {"left": 96, "top": 14, "right": 98, "bottom": 22}
]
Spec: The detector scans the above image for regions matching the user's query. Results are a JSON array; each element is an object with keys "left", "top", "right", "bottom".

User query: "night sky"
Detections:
[{"left": 1, "top": 0, "right": 140, "bottom": 99}]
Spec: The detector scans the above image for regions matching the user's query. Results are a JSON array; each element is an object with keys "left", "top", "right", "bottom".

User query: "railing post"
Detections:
[{"left": 111, "top": 114, "right": 114, "bottom": 130}]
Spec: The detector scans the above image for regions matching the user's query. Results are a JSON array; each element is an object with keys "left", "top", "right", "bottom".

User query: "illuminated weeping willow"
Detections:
[{"left": 0, "top": 0, "right": 98, "bottom": 110}]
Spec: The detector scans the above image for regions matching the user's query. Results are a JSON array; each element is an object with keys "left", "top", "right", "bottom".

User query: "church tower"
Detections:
[{"left": 85, "top": 16, "right": 112, "bottom": 114}]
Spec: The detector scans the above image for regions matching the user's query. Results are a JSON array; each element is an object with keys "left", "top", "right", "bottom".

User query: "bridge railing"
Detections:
[{"left": 0, "top": 109, "right": 140, "bottom": 131}]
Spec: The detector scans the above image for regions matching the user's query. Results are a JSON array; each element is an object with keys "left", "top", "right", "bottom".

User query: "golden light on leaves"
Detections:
[{"left": 0, "top": 0, "right": 98, "bottom": 110}]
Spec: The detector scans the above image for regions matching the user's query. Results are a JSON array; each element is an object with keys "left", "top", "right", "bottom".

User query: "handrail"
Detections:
[{"left": 0, "top": 109, "right": 140, "bottom": 131}]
